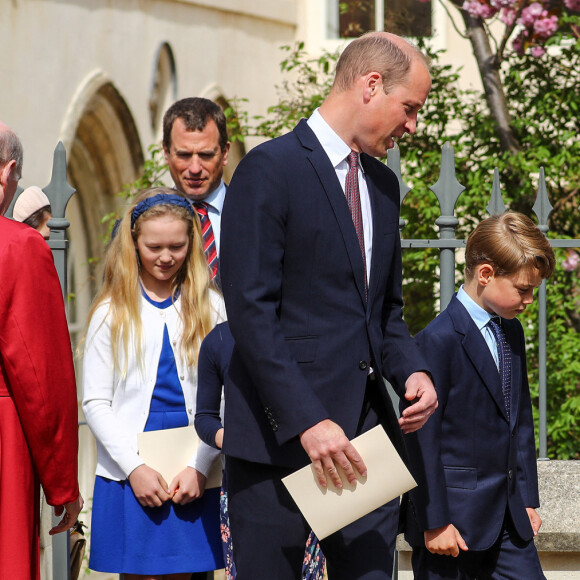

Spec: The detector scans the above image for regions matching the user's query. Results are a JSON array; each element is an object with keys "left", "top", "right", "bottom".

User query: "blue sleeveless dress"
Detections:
[{"left": 89, "top": 293, "right": 223, "bottom": 575}]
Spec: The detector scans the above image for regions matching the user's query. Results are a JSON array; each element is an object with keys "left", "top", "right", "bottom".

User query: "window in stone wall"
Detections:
[{"left": 327, "top": 0, "right": 432, "bottom": 39}]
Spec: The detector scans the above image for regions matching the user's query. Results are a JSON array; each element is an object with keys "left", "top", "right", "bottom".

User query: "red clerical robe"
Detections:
[{"left": 0, "top": 217, "right": 79, "bottom": 579}]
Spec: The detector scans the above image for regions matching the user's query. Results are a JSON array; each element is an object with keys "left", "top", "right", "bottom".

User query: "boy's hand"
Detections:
[
  {"left": 526, "top": 507, "right": 542, "bottom": 536},
  {"left": 425, "top": 524, "right": 468, "bottom": 557},
  {"left": 399, "top": 371, "right": 438, "bottom": 433}
]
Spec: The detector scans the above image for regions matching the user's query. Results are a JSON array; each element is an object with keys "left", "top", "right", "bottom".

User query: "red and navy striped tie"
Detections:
[{"left": 194, "top": 202, "right": 218, "bottom": 279}]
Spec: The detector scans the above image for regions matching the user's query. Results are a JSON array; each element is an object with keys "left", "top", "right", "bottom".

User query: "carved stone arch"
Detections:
[
  {"left": 59, "top": 71, "right": 143, "bottom": 346},
  {"left": 200, "top": 84, "right": 246, "bottom": 184},
  {"left": 149, "top": 42, "right": 178, "bottom": 141},
  {"left": 57, "top": 73, "right": 144, "bottom": 510}
]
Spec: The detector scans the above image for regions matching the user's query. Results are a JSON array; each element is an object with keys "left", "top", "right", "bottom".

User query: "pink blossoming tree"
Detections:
[{"left": 430, "top": 0, "right": 580, "bottom": 153}]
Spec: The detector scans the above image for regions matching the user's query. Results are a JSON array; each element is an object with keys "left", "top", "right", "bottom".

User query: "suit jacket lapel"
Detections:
[
  {"left": 448, "top": 297, "right": 510, "bottom": 422},
  {"left": 361, "top": 154, "right": 384, "bottom": 307},
  {"left": 504, "top": 320, "right": 522, "bottom": 430},
  {"left": 294, "top": 120, "right": 368, "bottom": 305}
]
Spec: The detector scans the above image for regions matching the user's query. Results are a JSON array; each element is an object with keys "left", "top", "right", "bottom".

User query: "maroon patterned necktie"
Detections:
[
  {"left": 194, "top": 202, "right": 218, "bottom": 279},
  {"left": 345, "top": 151, "right": 367, "bottom": 295}
]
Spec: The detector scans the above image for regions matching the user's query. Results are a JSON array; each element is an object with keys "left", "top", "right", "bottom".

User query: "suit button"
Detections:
[
  {"left": 359, "top": 361, "right": 368, "bottom": 371},
  {"left": 508, "top": 469, "right": 513, "bottom": 480}
]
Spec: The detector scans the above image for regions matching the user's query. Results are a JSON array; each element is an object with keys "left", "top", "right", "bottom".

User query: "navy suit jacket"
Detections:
[
  {"left": 403, "top": 295, "right": 539, "bottom": 551},
  {"left": 220, "top": 119, "right": 429, "bottom": 469}
]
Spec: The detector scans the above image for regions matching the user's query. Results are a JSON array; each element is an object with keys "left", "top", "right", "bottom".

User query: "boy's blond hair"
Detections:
[{"left": 465, "top": 211, "right": 555, "bottom": 281}]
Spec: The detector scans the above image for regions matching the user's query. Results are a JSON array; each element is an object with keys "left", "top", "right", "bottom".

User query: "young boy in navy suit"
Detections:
[{"left": 403, "top": 211, "right": 555, "bottom": 579}]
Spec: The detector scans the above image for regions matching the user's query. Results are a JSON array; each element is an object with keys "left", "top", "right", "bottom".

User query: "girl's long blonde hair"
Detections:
[{"left": 86, "top": 186, "right": 217, "bottom": 374}]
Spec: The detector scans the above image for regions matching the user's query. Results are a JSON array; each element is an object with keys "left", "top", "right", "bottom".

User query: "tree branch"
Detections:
[
  {"left": 448, "top": 0, "right": 522, "bottom": 154},
  {"left": 437, "top": 0, "right": 469, "bottom": 39},
  {"left": 497, "top": 1, "right": 526, "bottom": 62}
]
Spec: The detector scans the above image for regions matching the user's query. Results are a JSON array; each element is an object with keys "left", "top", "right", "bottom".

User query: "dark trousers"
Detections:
[
  {"left": 411, "top": 513, "right": 546, "bottom": 580},
  {"left": 226, "top": 378, "right": 400, "bottom": 579},
  {"left": 120, "top": 572, "right": 213, "bottom": 580}
]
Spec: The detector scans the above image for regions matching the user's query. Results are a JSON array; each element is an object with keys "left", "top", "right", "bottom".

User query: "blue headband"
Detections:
[{"left": 131, "top": 194, "right": 194, "bottom": 227}]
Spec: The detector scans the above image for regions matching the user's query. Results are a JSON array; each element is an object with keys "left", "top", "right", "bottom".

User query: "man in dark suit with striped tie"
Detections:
[{"left": 163, "top": 97, "right": 230, "bottom": 280}]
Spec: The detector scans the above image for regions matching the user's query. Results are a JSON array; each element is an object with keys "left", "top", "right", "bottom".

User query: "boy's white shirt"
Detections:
[{"left": 82, "top": 290, "right": 226, "bottom": 481}]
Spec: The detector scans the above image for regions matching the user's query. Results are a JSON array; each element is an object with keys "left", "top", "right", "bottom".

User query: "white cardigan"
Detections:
[{"left": 82, "top": 290, "right": 226, "bottom": 482}]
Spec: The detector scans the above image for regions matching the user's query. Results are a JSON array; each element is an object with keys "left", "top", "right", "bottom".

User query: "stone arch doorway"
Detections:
[
  {"left": 57, "top": 73, "right": 144, "bottom": 530},
  {"left": 149, "top": 41, "right": 178, "bottom": 141},
  {"left": 60, "top": 72, "right": 143, "bottom": 350}
]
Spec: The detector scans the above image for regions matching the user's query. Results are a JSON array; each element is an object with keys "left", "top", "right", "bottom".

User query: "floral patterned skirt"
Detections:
[{"left": 219, "top": 487, "right": 326, "bottom": 579}]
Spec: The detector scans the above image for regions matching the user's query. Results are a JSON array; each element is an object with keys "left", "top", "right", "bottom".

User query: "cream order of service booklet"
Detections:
[
  {"left": 137, "top": 425, "right": 222, "bottom": 489},
  {"left": 282, "top": 425, "right": 416, "bottom": 540}
]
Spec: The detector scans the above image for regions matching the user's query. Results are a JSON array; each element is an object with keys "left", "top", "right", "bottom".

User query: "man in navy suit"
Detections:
[
  {"left": 220, "top": 32, "right": 437, "bottom": 579},
  {"left": 403, "top": 212, "right": 554, "bottom": 579}
]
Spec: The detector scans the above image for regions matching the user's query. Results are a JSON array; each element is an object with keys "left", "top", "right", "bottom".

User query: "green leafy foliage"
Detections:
[
  {"left": 522, "top": 248, "right": 580, "bottom": 459},
  {"left": 233, "top": 43, "right": 339, "bottom": 141},
  {"left": 407, "top": 34, "right": 580, "bottom": 458}
]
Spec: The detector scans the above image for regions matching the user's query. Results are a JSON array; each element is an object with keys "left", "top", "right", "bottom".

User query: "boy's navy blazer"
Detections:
[
  {"left": 220, "top": 119, "right": 429, "bottom": 469},
  {"left": 403, "top": 295, "right": 540, "bottom": 551}
]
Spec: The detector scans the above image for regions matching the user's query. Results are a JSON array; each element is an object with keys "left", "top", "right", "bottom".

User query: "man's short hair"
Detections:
[
  {"left": 333, "top": 32, "right": 429, "bottom": 95},
  {"left": 0, "top": 126, "right": 23, "bottom": 178},
  {"left": 465, "top": 211, "right": 555, "bottom": 281},
  {"left": 162, "top": 97, "right": 228, "bottom": 152}
]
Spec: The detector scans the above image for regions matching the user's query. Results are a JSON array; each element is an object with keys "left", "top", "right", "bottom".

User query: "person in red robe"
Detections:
[{"left": 0, "top": 121, "right": 83, "bottom": 579}]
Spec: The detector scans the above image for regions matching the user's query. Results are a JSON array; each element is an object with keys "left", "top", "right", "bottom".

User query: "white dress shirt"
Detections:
[
  {"left": 202, "top": 180, "right": 227, "bottom": 256},
  {"left": 308, "top": 109, "right": 373, "bottom": 283}
]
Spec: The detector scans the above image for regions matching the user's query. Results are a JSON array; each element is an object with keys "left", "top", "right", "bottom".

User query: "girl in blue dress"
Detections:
[{"left": 82, "top": 187, "right": 226, "bottom": 579}]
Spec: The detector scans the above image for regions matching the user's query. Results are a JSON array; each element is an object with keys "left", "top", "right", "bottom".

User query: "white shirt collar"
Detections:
[
  {"left": 457, "top": 285, "right": 495, "bottom": 331},
  {"left": 307, "top": 109, "right": 364, "bottom": 173},
  {"left": 201, "top": 180, "right": 227, "bottom": 214}
]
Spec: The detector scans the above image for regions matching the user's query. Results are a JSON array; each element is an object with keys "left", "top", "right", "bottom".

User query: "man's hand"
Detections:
[
  {"left": 49, "top": 494, "right": 84, "bottom": 535},
  {"left": 128, "top": 464, "right": 172, "bottom": 508},
  {"left": 425, "top": 524, "right": 468, "bottom": 557},
  {"left": 299, "top": 419, "right": 366, "bottom": 489},
  {"left": 527, "top": 507, "right": 542, "bottom": 536},
  {"left": 399, "top": 371, "right": 438, "bottom": 433},
  {"left": 170, "top": 467, "right": 207, "bottom": 505}
]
